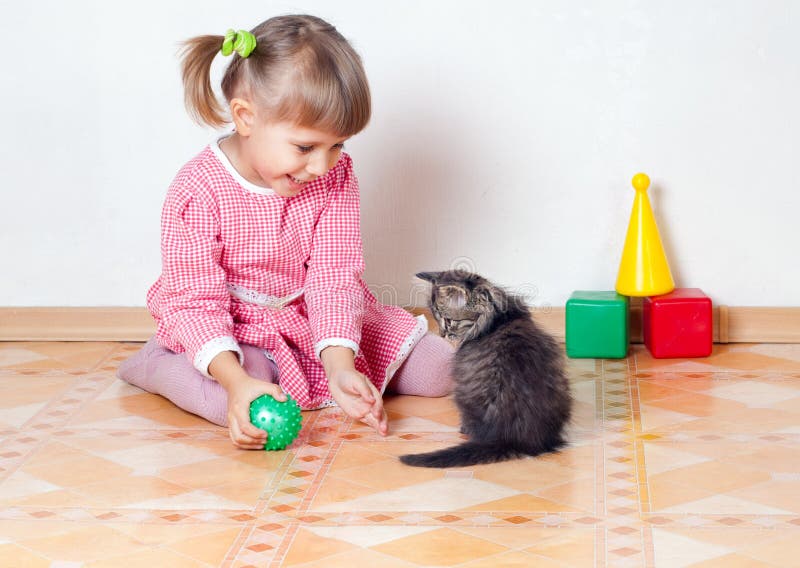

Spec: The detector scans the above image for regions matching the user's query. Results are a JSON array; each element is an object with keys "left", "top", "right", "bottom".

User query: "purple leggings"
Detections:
[{"left": 117, "top": 333, "right": 454, "bottom": 427}]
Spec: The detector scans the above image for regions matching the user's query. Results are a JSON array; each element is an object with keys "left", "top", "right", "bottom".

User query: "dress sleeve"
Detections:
[
  {"left": 155, "top": 181, "right": 243, "bottom": 376},
  {"left": 304, "top": 154, "right": 366, "bottom": 358}
]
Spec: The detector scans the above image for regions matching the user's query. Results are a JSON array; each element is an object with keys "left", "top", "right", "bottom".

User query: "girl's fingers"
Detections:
[
  {"left": 347, "top": 377, "right": 375, "bottom": 403},
  {"left": 362, "top": 413, "right": 379, "bottom": 431},
  {"left": 236, "top": 405, "right": 268, "bottom": 439},
  {"left": 366, "top": 383, "right": 384, "bottom": 420},
  {"left": 242, "top": 428, "right": 267, "bottom": 443},
  {"left": 240, "top": 414, "right": 269, "bottom": 440},
  {"left": 349, "top": 400, "right": 372, "bottom": 420},
  {"left": 374, "top": 403, "right": 388, "bottom": 435},
  {"left": 229, "top": 421, "right": 251, "bottom": 448},
  {"left": 362, "top": 411, "right": 389, "bottom": 436},
  {"left": 378, "top": 408, "right": 388, "bottom": 434},
  {"left": 235, "top": 438, "right": 267, "bottom": 450},
  {"left": 340, "top": 388, "right": 373, "bottom": 418},
  {"left": 263, "top": 383, "right": 287, "bottom": 402},
  {"left": 230, "top": 415, "right": 267, "bottom": 448}
]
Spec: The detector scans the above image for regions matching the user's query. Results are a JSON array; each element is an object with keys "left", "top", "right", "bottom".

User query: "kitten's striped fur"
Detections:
[{"left": 400, "top": 270, "right": 572, "bottom": 468}]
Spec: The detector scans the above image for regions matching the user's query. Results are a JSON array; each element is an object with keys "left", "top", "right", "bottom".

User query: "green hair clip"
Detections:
[{"left": 221, "top": 29, "right": 257, "bottom": 58}]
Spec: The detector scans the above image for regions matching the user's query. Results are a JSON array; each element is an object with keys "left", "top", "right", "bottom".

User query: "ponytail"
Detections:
[
  {"left": 177, "top": 16, "right": 371, "bottom": 137},
  {"left": 180, "top": 34, "right": 229, "bottom": 127}
]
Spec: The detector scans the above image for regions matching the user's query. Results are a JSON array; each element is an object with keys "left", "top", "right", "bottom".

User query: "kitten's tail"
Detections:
[{"left": 399, "top": 441, "right": 538, "bottom": 468}]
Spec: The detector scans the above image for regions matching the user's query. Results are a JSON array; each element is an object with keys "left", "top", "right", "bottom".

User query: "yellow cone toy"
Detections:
[{"left": 615, "top": 173, "right": 675, "bottom": 297}]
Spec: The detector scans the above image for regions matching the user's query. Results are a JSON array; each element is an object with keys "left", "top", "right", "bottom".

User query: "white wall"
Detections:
[{"left": 1, "top": 0, "right": 798, "bottom": 308}]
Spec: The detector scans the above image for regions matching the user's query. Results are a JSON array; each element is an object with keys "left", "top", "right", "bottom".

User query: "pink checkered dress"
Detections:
[{"left": 146, "top": 140, "right": 426, "bottom": 409}]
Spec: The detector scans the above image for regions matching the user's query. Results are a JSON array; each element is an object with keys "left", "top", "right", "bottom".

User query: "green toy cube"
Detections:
[{"left": 566, "top": 291, "right": 629, "bottom": 358}]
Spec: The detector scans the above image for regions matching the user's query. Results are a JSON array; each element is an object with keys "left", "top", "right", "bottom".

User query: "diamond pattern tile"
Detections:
[{"left": 1, "top": 341, "right": 799, "bottom": 565}]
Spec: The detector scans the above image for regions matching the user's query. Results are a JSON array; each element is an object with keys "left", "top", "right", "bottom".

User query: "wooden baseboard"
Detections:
[
  {"left": 1, "top": 305, "right": 799, "bottom": 343},
  {"left": 0, "top": 308, "right": 157, "bottom": 342}
]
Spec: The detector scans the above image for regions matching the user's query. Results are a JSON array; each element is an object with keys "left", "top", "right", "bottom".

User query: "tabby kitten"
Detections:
[{"left": 400, "top": 270, "right": 572, "bottom": 468}]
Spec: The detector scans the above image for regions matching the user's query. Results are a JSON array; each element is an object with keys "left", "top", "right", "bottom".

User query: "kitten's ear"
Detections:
[{"left": 415, "top": 271, "right": 441, "bottom": 283}]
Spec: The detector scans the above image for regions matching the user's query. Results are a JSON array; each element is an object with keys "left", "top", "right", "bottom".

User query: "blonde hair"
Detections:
[{"left": 180, "top": 15, "right": 371, "bottom": 136}]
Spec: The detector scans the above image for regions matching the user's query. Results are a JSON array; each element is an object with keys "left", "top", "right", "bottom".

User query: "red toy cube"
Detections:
[{"left": 643, "top": 288, "right": 712, "bottom": 358}]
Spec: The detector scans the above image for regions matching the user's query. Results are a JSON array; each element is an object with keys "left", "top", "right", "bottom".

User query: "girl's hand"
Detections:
[
  {"left": 328, "top": 368, "right": 388, "bottom": 436},
  {"left": 208, "top": 350, "right": 288, "bottom": 450},
  {"left": 226, "top": 375, "right": 287, "bottom": 449}
]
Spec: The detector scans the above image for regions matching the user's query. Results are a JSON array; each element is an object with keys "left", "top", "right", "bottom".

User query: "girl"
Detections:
[{"left": 118, "top": 15, "right": 454, "bottom": 449}]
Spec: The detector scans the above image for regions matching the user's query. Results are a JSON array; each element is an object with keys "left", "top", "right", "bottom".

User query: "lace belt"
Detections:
[{"left": 226, "top": 283, "right": 303, "bottom": 309}]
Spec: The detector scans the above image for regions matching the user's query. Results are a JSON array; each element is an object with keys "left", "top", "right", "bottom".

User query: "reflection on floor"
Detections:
[{"left": 1, "top": 341, "right": 800, "bottom": 566}]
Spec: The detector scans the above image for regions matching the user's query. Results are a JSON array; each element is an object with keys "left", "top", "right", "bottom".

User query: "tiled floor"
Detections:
[{"left": 1, "top": 343, "right": 800, "bottom": 567}]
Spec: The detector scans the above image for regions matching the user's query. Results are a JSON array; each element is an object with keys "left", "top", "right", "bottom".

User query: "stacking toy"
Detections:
[
  {"left": 249, "top": 394, "right": 302, "bottom": 450},
  {"left": 643, "top": 288, "right": 713, "bottom": 358},
  {"left": 566, "top": 291, "right": 629, "bottom": 359},
  {"left": 615, "top": 173, "right": 675, "bottom": 297}
]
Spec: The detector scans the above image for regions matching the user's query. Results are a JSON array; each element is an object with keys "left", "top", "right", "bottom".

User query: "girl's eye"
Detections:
[{"left": 296, "top": 143, "right": 345, "bottom": 153}]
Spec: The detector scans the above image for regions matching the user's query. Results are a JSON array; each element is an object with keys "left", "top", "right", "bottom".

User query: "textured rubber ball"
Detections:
[{"left": 249, "top": 394, "right": 303, "bottom": 450}]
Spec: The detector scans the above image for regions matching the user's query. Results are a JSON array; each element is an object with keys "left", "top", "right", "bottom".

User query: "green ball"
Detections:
[{"left": 249, "top": 394, "right": 303, "bottom": 451}]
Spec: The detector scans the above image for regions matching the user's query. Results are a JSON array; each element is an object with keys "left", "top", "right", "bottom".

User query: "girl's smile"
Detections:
[
  {"left": 221, "top": 114, "right": 348, "bottom": 198},
  {"left": 286, "top": 174, "right": 311, "bottom": 192}
]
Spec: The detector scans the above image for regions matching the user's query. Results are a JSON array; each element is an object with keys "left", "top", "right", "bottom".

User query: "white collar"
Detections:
[{"left": 210, "top": 132, "right": 275, "bottom": 195}]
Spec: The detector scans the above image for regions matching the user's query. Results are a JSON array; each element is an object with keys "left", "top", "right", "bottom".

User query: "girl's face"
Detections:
[{"left": 241, "top": 119, "right": 348, "bottom": 198}]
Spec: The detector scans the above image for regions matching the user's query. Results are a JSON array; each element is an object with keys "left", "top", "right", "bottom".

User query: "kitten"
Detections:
[{"left": 400, "top": 270, "right": 572, "bottom": 468}]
